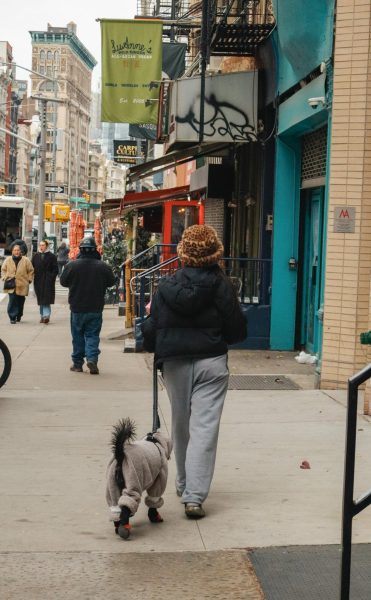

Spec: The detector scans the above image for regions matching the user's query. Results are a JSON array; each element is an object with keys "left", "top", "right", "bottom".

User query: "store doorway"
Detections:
[{"left": 297, "top": 187, "right": 324, "bottom": 354}]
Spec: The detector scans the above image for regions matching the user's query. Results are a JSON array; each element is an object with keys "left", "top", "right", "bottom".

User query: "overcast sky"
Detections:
[{"left": 1, "top": 0, "right": 137, "bottom": 89}]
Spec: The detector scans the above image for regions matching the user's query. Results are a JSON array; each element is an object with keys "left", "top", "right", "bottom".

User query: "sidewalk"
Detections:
[{"left": 0, "top": 291, "right": 371, "bottom": 598}]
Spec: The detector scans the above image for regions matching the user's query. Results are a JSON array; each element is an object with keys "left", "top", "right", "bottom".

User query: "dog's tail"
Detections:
[{"left": 111, "top": 418, "right": 137, "bottom": 491}]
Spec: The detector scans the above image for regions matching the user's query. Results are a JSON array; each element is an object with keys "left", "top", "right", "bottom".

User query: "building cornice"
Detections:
[{"left": 30, "top": 31, "right": 97, "bottom": 70}]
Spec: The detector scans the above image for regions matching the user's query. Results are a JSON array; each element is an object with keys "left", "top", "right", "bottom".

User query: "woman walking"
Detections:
[
  {"left": 1, "top": 244, "right": 34, "bottom": 324},
  {"left": 142, "top": 225, "right": 247, "bottom": 519},
  {"left": 32, "top": 240, "right": 58, "bottom": 324}
]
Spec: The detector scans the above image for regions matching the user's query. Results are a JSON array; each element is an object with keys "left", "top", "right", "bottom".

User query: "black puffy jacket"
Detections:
[{"left": 141, "top": 265, "right": 247, "bottom": 364}]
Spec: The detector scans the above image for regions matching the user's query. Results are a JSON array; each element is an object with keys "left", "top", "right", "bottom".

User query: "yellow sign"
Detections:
[
  {"left": 44, "top": 203, "right": 52, "bottom": 220},
  {"left": 44, "top": 203, "right": 70, "bottom": 222},
  {"left": 54, "top": 205, "right": 70, "bottom": 222}
]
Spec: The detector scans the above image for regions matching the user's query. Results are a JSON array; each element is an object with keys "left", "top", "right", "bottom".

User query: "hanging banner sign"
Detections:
[
  {"left": 100, "top": 19, "right": 163, "bottom": 124},
  {"left": 129, "top": 41, "right": 187, "bottom": 140}
]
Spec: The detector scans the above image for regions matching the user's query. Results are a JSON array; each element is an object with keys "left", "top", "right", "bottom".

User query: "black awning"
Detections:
[{"left": 127, "top": 142, "right": 230, "bottom": 183}]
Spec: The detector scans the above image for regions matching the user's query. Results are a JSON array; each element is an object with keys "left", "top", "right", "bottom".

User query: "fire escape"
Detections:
[
  {"left": 208, "top": 0, "right": 275, "bottom": 57},
  {"left": 136, "top": 0, "right": 193, "bottom": 40}
]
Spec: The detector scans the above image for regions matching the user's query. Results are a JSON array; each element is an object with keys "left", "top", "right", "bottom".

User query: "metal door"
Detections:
[{"left": 300, "top": 187, "right": 324, "bottom": 354}]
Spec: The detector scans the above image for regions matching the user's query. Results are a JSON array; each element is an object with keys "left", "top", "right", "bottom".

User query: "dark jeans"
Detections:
[
  {"left": 70, "top": 312, "right": 103, "bottom": 367},
  {"left": 7, "top": 293, "right": 25, "bottom": 322}
]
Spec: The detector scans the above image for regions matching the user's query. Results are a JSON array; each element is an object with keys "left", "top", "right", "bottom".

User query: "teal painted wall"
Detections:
[
  {"left": 270, "top": 137, "right": 301, "bottom": 349},
  {"left": 278, "top": 74, "right": 327, "bottom": 136},
  {"left": 271, "top": 0, "right": 335, "bottom": 93}
]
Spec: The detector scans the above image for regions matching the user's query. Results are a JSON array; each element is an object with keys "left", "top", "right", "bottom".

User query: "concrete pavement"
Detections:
[{"left": 1, "top": 289, "right": 371, "bottom": 598}]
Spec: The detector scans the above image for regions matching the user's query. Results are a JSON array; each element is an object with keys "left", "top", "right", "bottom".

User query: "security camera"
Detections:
[{"left": 307, "top": 97, "right": 325, "bottom": 109}]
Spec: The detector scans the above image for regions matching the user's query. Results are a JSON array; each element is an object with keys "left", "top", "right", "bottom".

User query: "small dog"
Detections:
[{"left": 106, "top": 418, "right": 172, "bottom": 539}]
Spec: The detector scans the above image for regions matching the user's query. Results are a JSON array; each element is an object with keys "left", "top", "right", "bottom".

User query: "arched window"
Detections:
[
  {"left": 40, "top": 50, "right": 45, "bottom": 61},
  {"left": 39, "top": 81, "right": 59, "bottom": 92},
  {"left": 47, "top": 51, "right": 53, "bottom": 60},
  {"left": 54, "top": 51, "right": 59, "bottom": 62}
]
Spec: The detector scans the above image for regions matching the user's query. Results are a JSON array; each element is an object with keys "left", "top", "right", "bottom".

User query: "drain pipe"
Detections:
[{"left": 199, "top": 0, "right": 209, "bottom": 144}]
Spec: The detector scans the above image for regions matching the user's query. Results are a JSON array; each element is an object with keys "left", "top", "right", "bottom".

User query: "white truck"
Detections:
[{"left": 0, "top": 196, "right": 35, "bottom": 263}]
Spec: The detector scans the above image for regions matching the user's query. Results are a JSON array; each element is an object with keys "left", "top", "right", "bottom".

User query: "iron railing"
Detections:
[
  {"left": 132, "top": 256, "right": 272, "bottom": 324},
  {"left": 124, "top": 244, "right": 177, "bottom": 327},
  {"left": 130, "top": 243, "right": 177, "bottom": 270},
  {"left": 340, "top": 364, "right": 371, "bottom": 600},
  {"left": 134, "top": 255, "right": 180, "bottom": 320},
  {"left": 222, "top": 257, "right": 272, "bottom": 305}
]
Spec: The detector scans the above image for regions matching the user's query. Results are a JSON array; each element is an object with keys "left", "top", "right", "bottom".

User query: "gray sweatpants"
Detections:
[{"left": 162, "top": 355, "right": 229, "bottom": 505}]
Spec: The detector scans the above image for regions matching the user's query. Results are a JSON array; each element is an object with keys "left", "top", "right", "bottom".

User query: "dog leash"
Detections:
[{"left": 146, "top": 360, "right": 161, "bottom": 442}]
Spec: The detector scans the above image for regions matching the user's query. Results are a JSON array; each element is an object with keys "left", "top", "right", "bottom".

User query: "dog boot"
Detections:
[
  {"left": 117, "top": 506, "right": 132, "bottom": 540},
  {"left": 148, "top": 507, "right": 164, "bottom": 523}
]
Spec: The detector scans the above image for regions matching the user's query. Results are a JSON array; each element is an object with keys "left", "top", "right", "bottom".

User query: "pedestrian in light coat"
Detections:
[
  {"left": 142, "top": 224, "right": 247, "bottom": 520},
  {"left": 1, "top": 244, "right": 34, "bottom": 323},
  {"left": 32, "top": 240, "right": 59, "bottom": 324}
]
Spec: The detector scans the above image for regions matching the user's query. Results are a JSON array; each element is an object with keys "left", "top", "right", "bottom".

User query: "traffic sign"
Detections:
[{"left": 45, "top": 185, "right": 65, "bottom": 194}]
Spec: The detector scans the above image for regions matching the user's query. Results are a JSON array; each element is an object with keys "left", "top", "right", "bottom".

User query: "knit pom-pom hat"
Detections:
[{"left": 177, "top": 224, "right": 224, "bottom": 267}]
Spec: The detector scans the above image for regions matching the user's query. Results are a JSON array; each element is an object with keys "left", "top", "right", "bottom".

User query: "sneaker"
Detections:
[
  {"left": 70, "top": 364, "right": 83, "bottom": 372},
  {"left": 87, "top": 361, "right": 99, "bottom": 375},
  {"left": 184, "top": 503, "right": 205, "bottom": 519}
]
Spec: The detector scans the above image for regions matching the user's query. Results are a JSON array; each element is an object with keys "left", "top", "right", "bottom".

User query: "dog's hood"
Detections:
[{"left": 152, "top": 431, "right": 173, "bottom": 459}]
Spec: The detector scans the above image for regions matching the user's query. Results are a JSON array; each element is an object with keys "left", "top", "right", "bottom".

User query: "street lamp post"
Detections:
[
  {"left": 32, "top": 95, "right": 65, "bottom": 245},
  {"left": 37, "top": 98, "right": 47, "bottom": 246}
]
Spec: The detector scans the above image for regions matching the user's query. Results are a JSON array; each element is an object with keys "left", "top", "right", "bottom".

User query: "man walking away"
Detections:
[{"left": 60, "top": 237, "right": 115, "bottom": 374}]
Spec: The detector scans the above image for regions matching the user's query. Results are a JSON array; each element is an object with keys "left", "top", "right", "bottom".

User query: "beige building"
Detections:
[
  {"left": 0, "top": 42, "right": 14, "bottom": 185},
  {"left": 105, "top": 159, "right": 126, "bottom": 200},
  {"left": 29, "top": 22, "right": 96, "bottom": 202},
  {"left": 88, "top": 142, "right": 106, "bottom": 207},
  {"left": 321, "top": 0, "right": 371, "bottom": 391}
]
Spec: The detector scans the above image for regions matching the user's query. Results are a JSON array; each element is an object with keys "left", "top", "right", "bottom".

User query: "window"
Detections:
[
  {"left": 39, "top": 81, "right": 59, "bottom": 92},
  {"left": 47, "top": 51, "right": 53, "bottom": 61},
  {"left": 54, "top": 51, "right": 59, "bottom": 62},
  {"left": 39, "top": 66, "right": 45, "bottom": 75},
  {"left": 40, "top": 50, "right": 45, "bottom": 61}
]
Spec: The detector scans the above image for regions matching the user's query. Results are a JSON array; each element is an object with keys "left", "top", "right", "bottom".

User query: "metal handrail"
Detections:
[
  {"left": 340, "top": 364, "right": 371, "bottom": 600},
  {"left": 126, "top": 243, "right": 177, "bottom": 269},
  {"left": 124, "top": 244, "right": 177, "bottom": 326},
  {"left": 137, "top": 256, "right": 180, "bottom": 319}
]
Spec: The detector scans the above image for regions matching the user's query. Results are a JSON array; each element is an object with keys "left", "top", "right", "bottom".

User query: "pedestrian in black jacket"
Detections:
[
  {"left": 32, "top": 240, "right": 58, "bottom": 324},
  {"left": 142, "top": 224, "right": 247, "bottom": 519},
  {"left": 56, "top": 242, "right": 69, "bottom": 277},
  {"left": 60, "top": 237, "right": 115, "bottom": 374}
]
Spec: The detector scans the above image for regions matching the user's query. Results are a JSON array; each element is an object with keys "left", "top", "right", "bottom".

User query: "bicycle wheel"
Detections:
[{"left": 0, "top": 338, "right": 12, "bottom": 388}]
